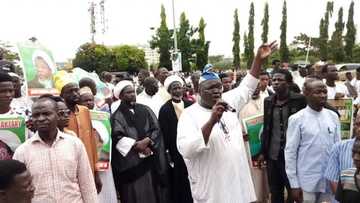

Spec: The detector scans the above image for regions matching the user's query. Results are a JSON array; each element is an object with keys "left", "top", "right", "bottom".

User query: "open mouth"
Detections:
[{"left": 212, "top": 94, "right": 221, "bottom": 100}]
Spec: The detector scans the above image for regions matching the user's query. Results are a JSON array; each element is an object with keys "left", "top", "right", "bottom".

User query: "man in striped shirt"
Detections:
[{"left": 325, "top": 113, "right": 360, "bottom": 193}]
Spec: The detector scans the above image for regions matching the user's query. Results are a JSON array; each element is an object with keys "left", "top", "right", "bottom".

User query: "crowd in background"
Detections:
[{"left": 1, "top": 42, "right": 360, "bottom": 203}]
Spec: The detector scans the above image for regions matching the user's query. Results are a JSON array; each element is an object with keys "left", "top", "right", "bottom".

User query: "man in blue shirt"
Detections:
[
  {"left": 325, "top": 113, "right": 360, "bottom": 193},
  {"left": 285, "top": 78, "right": 341, "bottom": 202}
]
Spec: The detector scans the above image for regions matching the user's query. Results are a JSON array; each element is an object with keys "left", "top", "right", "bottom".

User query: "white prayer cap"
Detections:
[
  {"left": 114, "top": 80, "right": 134, "bottom": 99},
  {"left": 164, "top": 75, "right": 184, "bottom": 92},
  {"left": 79, "top": 86, "right": 93, "bottom": 96}
]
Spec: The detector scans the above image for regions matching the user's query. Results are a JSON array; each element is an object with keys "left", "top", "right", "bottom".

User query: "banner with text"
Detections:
[{"left": 0, "top": 116, "right": 26, "bottom": 153}]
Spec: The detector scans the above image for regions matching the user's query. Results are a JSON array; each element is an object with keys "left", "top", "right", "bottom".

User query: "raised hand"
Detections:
[{"left": 256, "top": 41, "right": 278, "bottom": 61}]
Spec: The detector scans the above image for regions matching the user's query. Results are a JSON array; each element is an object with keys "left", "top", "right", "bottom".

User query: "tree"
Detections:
[
  {"left": 208, "top": 55, "right": 224, "bottom": 64},
  {"left": 330, "top": 7, "right": 345, "bottom": 62},
  {"left": 232, "top": 9, "right": 241, "bottom": 70},
  {"left": 0, "top": 41, "right": 21, "bottom": 74},
  {"left": 352, "top": 44, "right": 360, "bottom": 62},
  {"left": 280, "top": 0, "right": 290, "bottom": 62},
  {"left": 194, "top": 17, "right": 210, "bottom": 70},
  {"left": 291, "top": 33, "right": 321, "bottom": 54},
  {"left": 247, "top": 2, "right": 255, "bottom": 68},
  {"left": 261, "top": 3, "right": 269, "bottom": 44},
  {"left": 319, "top": 1, "right": 334, "bottom": 60},
  {"left": 150, "top": 5, "right": 172, "bottom": 69},
  {"left": 290, "top": 33, "right": 320, "bottom": 63},
  {"left": 243, "top": 32, "right": 250, "bottom": 69},
  {"left": 345, "top": 1, "right": 356, "bottom": 61},
  {"left": 0, "top": 41, "right": 20, "bottom": 62},
  {"left": 112, "top": 45, "right": 147, "bottom": 73},
  {"left": 177, "top": 12, "right": 194, "bottom": 72},
  {"left": 72, "top": 43, "right": 113, "bottom": 73}
]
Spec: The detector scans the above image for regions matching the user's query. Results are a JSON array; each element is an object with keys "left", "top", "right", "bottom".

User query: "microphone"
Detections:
[
  {"left": 224, "top": 104, "right": 236, "bottom": 112},
  {"left": 217, "top": 100, "right": 236, "bottom": 112}
]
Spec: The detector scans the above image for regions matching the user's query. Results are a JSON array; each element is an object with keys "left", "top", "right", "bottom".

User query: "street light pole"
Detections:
[
  {"left": 305, "top": 37, "right": 312, "bottom": 64},
  {"left": 172, "top": 0, "right": 178, "bottom": 52}
]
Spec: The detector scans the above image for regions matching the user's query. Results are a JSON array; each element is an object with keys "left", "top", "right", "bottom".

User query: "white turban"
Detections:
[
  {"left": 164, "top": 75, "right": 184, "bottom": 92},
  {"left": 114, "top": 80, "right": 134, "bottom": 99},
  {"left": 79, "top": 86, "right": 93, "bottom": 96}
]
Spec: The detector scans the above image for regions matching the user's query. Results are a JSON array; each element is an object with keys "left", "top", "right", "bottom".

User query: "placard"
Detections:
[
  {"left": 90, "top": 110, "right": 112, "bottom": 171},
  {"left": 17, "top": 41, "right": 58, "bottom": 96},
  {"left": 327, "top": 99, "right": 354, "bottom": 140},
  {"left": 242, "top": 114, "right": 264, "bottom": 157},
  {"left": 0, "top": 116, "right": 26, "bottom": 153}
]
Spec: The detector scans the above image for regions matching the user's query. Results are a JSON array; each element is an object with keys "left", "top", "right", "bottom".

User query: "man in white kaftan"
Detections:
[{"left": 177, "top": 41, "right": 278, "bottom": 203}]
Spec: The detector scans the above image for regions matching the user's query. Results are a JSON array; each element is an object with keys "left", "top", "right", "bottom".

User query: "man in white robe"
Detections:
[
  {"left": 177, "top": 41, "right": 278, "bottom": 203},
  {"left": 137, "top": 77, "right": 164, "bottom": 118}
]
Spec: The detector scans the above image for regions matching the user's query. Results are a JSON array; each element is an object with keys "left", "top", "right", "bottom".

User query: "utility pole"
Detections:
[
  {"left": 171, "top": 0, "right": 181, "bottom": 71},
  {"left": 171, "top": 0, "right": 178, "bottom": 52},
  {"left": 99, "top": 0, "right": 107, "bottom": 44},
  {"left": 89, "top": 0, "right": 96, "bottom": 44},
  {"left": 305, "top": 37, "right": 312, "bottom": 64}
]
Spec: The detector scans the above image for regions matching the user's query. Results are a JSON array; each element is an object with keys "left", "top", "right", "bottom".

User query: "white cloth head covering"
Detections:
[
  {"left": 114, "top": 80, "right": 134, "bottom": 99},
  {"left": 79, "top": 86, "right": 93, "bottom": 96},
  {"left": 164, "top": 75, "right": 184, "bottom": 92}
]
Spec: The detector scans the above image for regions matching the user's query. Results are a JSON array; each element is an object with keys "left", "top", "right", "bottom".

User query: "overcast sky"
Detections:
[{"left": 0, "top": 0, "right": 359, "bottom": 62}]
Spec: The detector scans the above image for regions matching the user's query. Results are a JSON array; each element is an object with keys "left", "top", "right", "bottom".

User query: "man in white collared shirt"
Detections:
[{"left": 285, "top": 79, "right": 341, "bottom": 203}]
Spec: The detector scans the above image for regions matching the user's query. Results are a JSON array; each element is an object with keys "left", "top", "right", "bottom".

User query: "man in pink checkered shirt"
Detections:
[{"left": 13, "top": 97, "right": 98, "bottom": 203}]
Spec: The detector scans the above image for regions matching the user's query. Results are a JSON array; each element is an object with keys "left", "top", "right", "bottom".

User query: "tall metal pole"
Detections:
[
  {"left": 171, "top": 0, "right": 178, "bottom": 52},
  {"left": 89, "top": 1, "right": 96, "bottom": 44},
  {"left": 305, "top": 37, "right": 312, "bottom": 64}
]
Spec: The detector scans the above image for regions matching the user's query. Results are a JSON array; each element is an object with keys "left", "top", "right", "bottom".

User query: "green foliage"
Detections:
[
  {"left": 177, "top": 12, "right": 194, "bottom": 72},
  {"left": 291, "top": 33, "right": 321, "bottom": 53},
  {"left": 73, "top": 43, "right": 147, "bottom": 73},
  {"left": 112, "top": 45, "right": 147, "bottom": 73},
  {"left": 72, "top": 43, "right": 113, "bottom": 73},
  {"left": 247, "top": 2, "right": 255, "bottom": 68},
  {"left": 345, "top": 1, "right": 356, "bottom": 61},
  {"left": 352, "top": 44, "right": 360, "bottom": 62},
  {"left": 261, "top": 3, "right": 269, "bottom": 44},
  {"left": 150, "top": 5, "right": 172, "bottom": 69},
  {"left": 213, "top": 57, "right": 233, "bottom": 70},
  {"left": 232, "top": 9, "right": 241, "bottom": 69},
  {"left": 330, "top": 7, "right": 345, "bottom": 63},
  {"left": 243, "top": 32, "right": 250, "bottom": 69},
  {"left": 0, "top": 41, "right": 21, "bottom": 75},
  {"left": 319, "top": 1, "right": 334, "bottom": 60},
  {"left": 280, "top": 0, "right": 290, "bottom": 62},
  {"left": 194, "top": 17, "right": 210, "bottom": 70},
  {"left": 208, "top": 55, "right": 224, "bottom": 64},
  {"left": 0, "top": 42, "right": 20, "bottom": 62}
]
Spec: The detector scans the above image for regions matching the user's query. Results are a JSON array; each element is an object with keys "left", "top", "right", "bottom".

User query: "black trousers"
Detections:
[{"left": 267, "top": 152, "right": 294, "bottom": 203}]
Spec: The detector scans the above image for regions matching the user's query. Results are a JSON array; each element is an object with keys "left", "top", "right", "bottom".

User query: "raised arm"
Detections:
[
  {"left": 223, "top": 41, "right": 278, "bottom": 112},
  {"left": 250, "top": 41, "right": 278, "bottom": 79}
]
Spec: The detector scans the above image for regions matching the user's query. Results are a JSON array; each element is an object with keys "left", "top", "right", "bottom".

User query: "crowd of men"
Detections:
[{"left": 1, "top": 40, "right": 360, "bottom": 203}]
